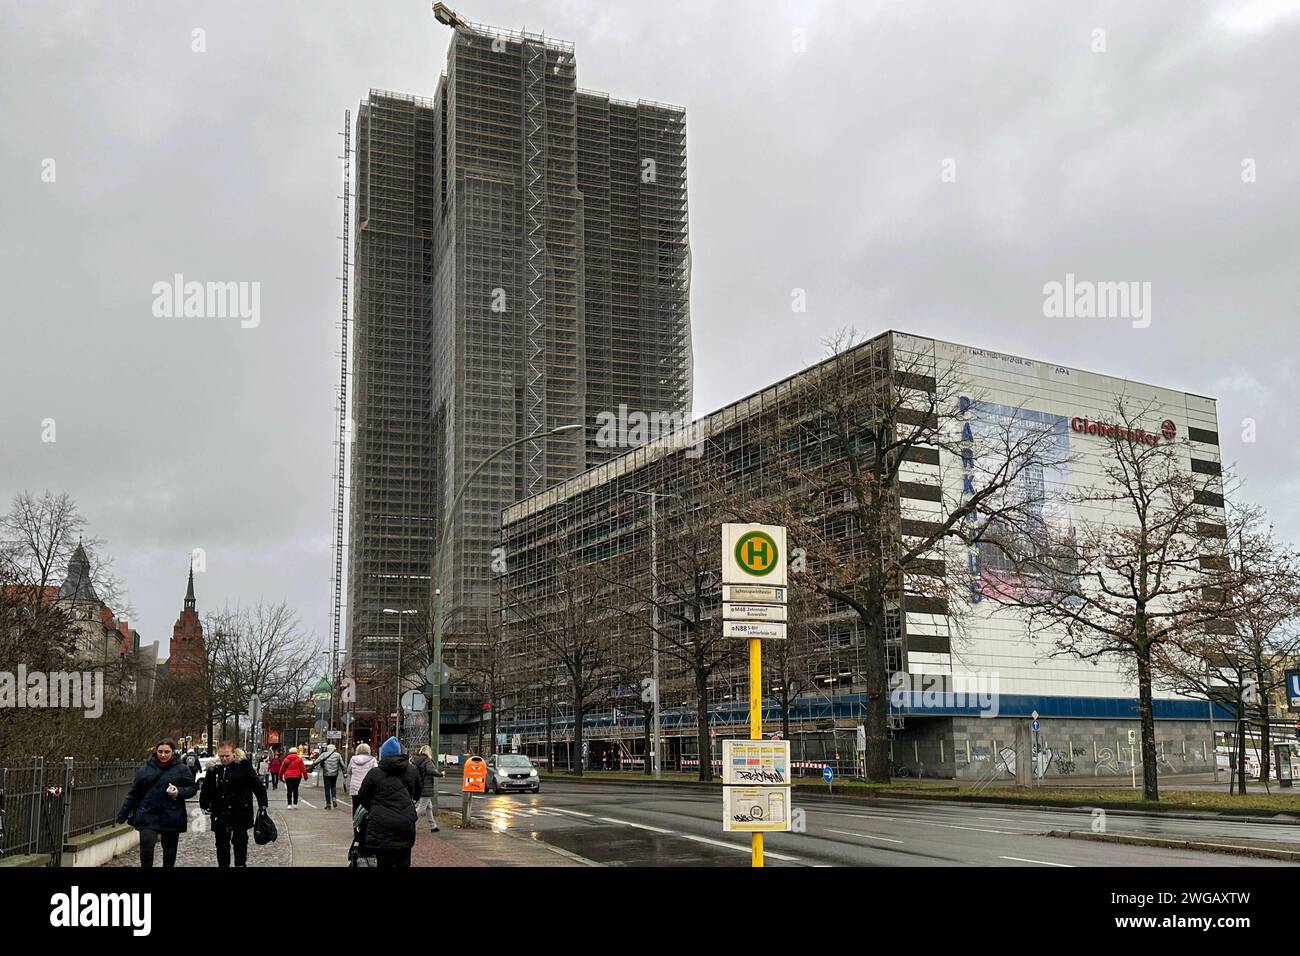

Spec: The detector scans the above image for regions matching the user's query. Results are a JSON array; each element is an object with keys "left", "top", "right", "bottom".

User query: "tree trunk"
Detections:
[
  {"left": 1135, "top": 647, "right": 1159, "bottom": 801},
  {"left": 1236, "top": 714, "right": 1248, "bottom": 795},
  {"left": 695, "top": 666, "right": 711, "bottom": 782},
  {"left": 642, "top": 707, "right": 653, "bottom": 776},
  {"left": 489, "top": 699, "right": 497, "bottom": 757},
  {"left": 861, "top": 585, "right": 890, "bottom": 784},
  {"left": 572, "top": 702, "right": 584, "bottom": 778},
  {"left": 782, "top": 697, "right": 791, "bottom": 742},
  {"left": 545, "top": 696, "right": 553, "bottom": 775},
  {"left": 1259, "top": 689, "right": 1272, "bottom": 784}
]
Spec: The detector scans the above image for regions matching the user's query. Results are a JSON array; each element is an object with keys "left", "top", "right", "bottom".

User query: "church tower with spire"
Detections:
[{"left": 168, "top": 563, "right": 206, "bottom": 680}]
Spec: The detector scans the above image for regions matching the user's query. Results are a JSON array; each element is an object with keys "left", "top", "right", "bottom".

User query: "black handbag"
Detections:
[{"left": 253, "top": 808, "right": 278, "bottom": 845}]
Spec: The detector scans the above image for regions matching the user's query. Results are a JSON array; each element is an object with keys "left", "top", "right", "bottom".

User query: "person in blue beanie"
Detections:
[{"left": 356, "top": 736, "right": 422, "bottom": 867}]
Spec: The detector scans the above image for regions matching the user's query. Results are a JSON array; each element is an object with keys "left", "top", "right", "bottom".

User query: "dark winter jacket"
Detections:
[
  {"left": 413, "top": 753, "right": 440, "bottom": 798},
  {"left": 356, "top": 754, "right": 421, "bottom": 850},
  {"left": 199, "top": 756, "right": 268, "bottom": 830},
  {"left": 117, "top": 754, "right": 198, "bottom": 833}
]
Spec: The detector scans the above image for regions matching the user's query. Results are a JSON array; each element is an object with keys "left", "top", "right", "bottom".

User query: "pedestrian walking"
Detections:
[
  {"left": 345, "top": 743, "right": 377, "bottom": 798},
  {"left": 413, "top": 745, "right": 443, "bottom": 833},
  {"left": 199, "top": 741, "right": 269, "bottom": 867},
  {"left": 313, "top": 743, "right": 346, "bottom": 809},
  {"left": 279, "top": 747, "right": 307, "bottom": 808},
  {"left": 116, "top": 738, "right": 198, "bottom": 868},
  {"left": 356, "top": 736, "right": 421, "bottom": 868},
  {"left": 256, "top": 751, "right": 271, "bottom": 790},
  {"left": 268, "top": 750, "right": 282, "bottom": 790}
]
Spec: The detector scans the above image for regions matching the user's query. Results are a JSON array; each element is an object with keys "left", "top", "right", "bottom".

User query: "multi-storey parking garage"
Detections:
[{"left": 497, "top": 331, "right": 1232, "bottom": 780}]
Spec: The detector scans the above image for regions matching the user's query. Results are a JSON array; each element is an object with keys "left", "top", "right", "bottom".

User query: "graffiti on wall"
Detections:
[{"left": 998, "top": 745, "right": 1055, "bottom": 778}]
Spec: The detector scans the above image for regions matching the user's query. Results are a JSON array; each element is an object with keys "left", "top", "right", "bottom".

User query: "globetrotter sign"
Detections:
[{"left": 1071, "top": 416, "right": 1176, "bottom": 446}]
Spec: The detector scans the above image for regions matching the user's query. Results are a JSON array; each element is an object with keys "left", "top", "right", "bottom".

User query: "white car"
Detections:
[{"left": 486, "top": 754, "right": 540, "bottom": 793}]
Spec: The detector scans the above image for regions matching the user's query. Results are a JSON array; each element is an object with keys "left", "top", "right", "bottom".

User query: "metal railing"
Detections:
[{"left": 0, "top": 758, "right": 138, "bottom": 865}]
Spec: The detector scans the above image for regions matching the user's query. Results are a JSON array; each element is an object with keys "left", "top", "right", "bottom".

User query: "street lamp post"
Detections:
[
  {"left": 628, "top": 489, "right": 674, "bottom": 780},
  {"left": 429, "top": 423, "right": 582, "bottom": 787},
  {"left": 382, "top": 608, "right": 418, "bottom": 746}
]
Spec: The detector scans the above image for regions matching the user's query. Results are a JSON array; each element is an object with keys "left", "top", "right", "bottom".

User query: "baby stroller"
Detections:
[{"left": 347, "top": 805, "right": 378, "bottom": 868}]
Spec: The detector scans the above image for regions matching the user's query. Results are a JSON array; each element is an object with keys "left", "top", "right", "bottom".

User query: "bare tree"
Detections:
[
  {"left": 1155, "top": 500, "right": 1300, "bottom": 792},
  {"left": 765, "top": 586, "right": 826, "bottom": 742},
  {"left": 0, "top": 490, "right": 131, "bottom": 615},
  {"left": 761, "top": 332, "right": 1067, "bottom": 783},
  {"left": 607, "top": 646, "right": 657, "bottom": 774},
  {"left": 611, "top": 481, "right": 744, "bottom": 782},
  {"left": 989, "top": 398, "right": 1237, "bottom": 801},
  {"left": 205, "top": 603, "right": 318, "bottom": 747},
  {"left": 520, "top": 549, "right": 618, "bottom": 777}
]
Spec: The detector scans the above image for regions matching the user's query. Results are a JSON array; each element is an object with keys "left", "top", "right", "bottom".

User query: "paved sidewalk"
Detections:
[
  {"left": 103, "top": 804, "right": 292, "bottom": 868},
  {"left": 282, "top": 781, "right": 355, "bottom": 866},
  {"left": 413, "top": 813, "right": 597, "bottom": 867}
]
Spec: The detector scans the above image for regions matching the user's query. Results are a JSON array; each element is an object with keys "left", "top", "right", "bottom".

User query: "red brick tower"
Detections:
[{"left": 169, "top": 565, "right": 205, "bottom": 680}]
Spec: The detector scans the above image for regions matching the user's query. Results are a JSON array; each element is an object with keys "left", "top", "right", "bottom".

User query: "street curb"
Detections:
[
  {"left": 540, "top": 773, "right": 1300, "bottom": 825},
  {"left": 497, "top": 828, "right": 605, "bottom": 867},
  {"left": 1045, "top": 829, "right": 1300, "bottom": 862}
]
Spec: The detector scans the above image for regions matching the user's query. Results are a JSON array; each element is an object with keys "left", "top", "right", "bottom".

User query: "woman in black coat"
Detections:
[
  {"left": 357, "top": 736, "right": 421, "bottom": 868},
  {"left": 199, "top": 742, "right": 269, "bottom": 867},
  {"left": 116, "top": 738, "right": 198, "bottom": 868}
]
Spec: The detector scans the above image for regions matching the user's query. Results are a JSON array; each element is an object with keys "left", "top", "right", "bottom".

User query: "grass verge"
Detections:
[{"left": 540, "top": 771, "right": 1300, "bottom": 816}]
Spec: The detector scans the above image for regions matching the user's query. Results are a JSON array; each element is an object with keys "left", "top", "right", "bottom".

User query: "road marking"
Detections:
[
  {"left": 547, "top": 807, "right": 594, "bottom": 818},
  {"left": 998, "top": 855, "right": 1073, "bottom": 867},
  {"left": 826, "top": 828, "right": 905, "bottom": 844},
  {"left": 598, "top": 817, "right": 673, "bottom": 834},
  {"left": 680, "top": 833, "right": 800, "bottom": 862},
  {"left": 837, "top": 813, "right": 1015, "bottom": 835}
]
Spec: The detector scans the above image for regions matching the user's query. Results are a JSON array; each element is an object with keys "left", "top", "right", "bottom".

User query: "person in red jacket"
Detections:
[
  {"left": 279, "top": 747, "right": 308, "bottom": 808},
  {"left": 268, "top": 751, "right": 283, "bottom": 791}
]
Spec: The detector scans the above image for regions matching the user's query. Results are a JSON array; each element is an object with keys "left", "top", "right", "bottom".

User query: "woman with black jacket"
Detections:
[
  {"left": 357, "top": 736, "right": 421, "bottom": 868},
  {"left": 199, "top": 741, "right": 269, "bottom": 867},
  {"left": 116, "top": 738, "right": 198, "bottom": 868}
]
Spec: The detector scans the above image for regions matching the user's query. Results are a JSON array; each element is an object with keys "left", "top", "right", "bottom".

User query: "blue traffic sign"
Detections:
[
  {"left": 822, "top": 765, "right": 834, "bottom": 783},
  {"left": 1031, "top": 720, "right": 1040, "bottom": 731}
]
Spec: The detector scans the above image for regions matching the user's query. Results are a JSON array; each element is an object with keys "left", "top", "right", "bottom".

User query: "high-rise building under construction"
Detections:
[{"left": 345, "top": 8, "right": 691, "bottom": 731}]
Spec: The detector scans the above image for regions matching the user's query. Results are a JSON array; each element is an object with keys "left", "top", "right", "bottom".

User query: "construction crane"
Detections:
[{"left": 432, "top": 2, "right": 466, "bottom": 29}]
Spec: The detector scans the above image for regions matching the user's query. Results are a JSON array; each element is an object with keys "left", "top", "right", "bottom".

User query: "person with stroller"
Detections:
[{"left": 355, "top": 736, "right": 421, "bottom": 868}]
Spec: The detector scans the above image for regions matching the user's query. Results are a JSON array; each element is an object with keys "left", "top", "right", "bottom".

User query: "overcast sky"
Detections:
[{"left": 2, "top": 0, "right": 1297, "bottom": 662}]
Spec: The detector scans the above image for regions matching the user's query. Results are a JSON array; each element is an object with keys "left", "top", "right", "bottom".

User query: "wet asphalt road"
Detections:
[{"left": 436, "top": 779, "right": 1299, "bottom": 867}]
